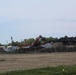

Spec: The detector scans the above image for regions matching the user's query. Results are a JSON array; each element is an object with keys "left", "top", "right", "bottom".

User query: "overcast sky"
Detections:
[{"left": 0, "top": 0, "right": 76, "bottom": 44}]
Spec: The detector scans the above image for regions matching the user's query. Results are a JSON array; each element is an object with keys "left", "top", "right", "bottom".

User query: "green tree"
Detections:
[
  {"left": 26, "top": 38, "right": 35, "bottom": 44},
  {"left": 8, "top": 41, "right": 20, "bottom": 46},
  {"left": 45, "top": 37, "right": 58, "bottom": 42}
]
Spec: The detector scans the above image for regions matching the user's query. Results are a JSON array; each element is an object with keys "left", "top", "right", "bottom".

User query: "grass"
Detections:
[{"left": 0, "top": 65, "right": 76, "bottom": 75}]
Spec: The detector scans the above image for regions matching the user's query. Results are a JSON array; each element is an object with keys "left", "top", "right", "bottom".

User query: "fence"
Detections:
[{"left": 0, "top": 46, "right": 76, "bottom": 54}]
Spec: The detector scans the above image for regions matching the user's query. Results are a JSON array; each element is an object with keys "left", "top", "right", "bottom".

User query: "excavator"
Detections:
[{"left": 32, "top": 35, "right": 46, "bottom": 47}]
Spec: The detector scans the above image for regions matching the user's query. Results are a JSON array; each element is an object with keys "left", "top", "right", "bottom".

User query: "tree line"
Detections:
[
  {"left": 0, "top": 36, "right": 76, "bottom": 46},
  {"left": 7, "top": 37, "right": 58, "bottom": 46}
]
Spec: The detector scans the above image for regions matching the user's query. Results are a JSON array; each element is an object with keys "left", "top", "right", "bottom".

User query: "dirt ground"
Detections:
[{"left": 0, "top": 52, "right": 76, "bottom": 73}]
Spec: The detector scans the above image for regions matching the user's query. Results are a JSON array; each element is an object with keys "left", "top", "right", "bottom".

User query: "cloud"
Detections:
[
  {"left": 56, "top": 19, "right": 76, "bottom": 22},
  {"left": 0, "top": 0, "right": 76, "bottom": 43},
  {"left": 0, "top": 0, "right": 76, "bottom": 19}
]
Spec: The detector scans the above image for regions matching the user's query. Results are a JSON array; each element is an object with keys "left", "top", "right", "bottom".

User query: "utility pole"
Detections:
[{"left": 11, "top": 36, "right": 13, "bottom": 46}]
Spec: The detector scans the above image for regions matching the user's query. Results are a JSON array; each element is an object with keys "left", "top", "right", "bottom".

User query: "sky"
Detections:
[{"left": 0, "top": 0, "right": 76, "bottom": 44}]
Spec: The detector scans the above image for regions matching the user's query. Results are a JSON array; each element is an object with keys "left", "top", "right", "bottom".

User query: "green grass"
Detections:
[{"left": 0, "top": 66, "right": 76, "bottom": 75}]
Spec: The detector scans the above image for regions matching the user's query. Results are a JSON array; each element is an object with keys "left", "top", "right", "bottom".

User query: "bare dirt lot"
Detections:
[{"left": 0, "top": 52, "right": 76, "bottom": 73}]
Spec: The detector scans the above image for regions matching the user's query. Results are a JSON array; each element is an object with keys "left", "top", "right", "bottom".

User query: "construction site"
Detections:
[{"left": 0, "top": 35, "right": 76, "bottom": 54}]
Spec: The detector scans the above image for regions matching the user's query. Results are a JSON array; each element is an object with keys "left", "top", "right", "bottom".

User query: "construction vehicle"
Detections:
[{"left": 32, "top": 35, "right": 46, "bottom": 47}]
